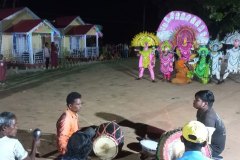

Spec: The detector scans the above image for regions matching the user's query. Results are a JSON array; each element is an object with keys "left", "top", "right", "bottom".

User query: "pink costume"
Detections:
[
  {"left": 160, "top": 52, "right": 174, "bottom": 80},
  {"left": 138, "top": 49, "right": 155, "bottom": 80},
  {"left": 178, "top": 42, "right": 192, "bottom": 62}
]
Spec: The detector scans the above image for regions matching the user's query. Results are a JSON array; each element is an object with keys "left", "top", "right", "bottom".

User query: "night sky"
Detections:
[{"left": 7, "top": 0, "right": 208, "bottom": 44}]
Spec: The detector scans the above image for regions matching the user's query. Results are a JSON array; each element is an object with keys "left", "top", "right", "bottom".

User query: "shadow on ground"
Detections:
[
  {"left": 17, "top": 129, "right": 59, "bottom": 159},
  {"left": 95, "top": 112, "right": 165, "bottom": 155}
]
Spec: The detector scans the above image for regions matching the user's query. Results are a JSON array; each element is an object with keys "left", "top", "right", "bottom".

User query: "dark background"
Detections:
[{"left": 4, "top": 0, "right": 213, "bottom": 44}]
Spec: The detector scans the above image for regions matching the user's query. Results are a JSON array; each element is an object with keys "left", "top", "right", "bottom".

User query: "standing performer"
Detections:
[
  {"left": 135, "top": 42, "right": 156, "bottom": 82},
  {"left": 188, "top": 46, "right": 211, "bottom": 84},
  {"left": 209, "top": 39, "right": 223, "bottom": 84},
  {"left": 131, "top": 32, "right": 159, "bottom": 82},
  {"left": 156, "top": 11, "right": 210, "bottom": 84},
  {"left": 176, "top": 36, "right": 193, "bottom": 62},
  {"left": 159, "top": 41, "right": 174, "bottom": 81},
  {"left": 171, "top": 59, "right": 192, "bottom": 84},
  {"left": 223, "top": 31, "right": 240, "bottom": 80}
]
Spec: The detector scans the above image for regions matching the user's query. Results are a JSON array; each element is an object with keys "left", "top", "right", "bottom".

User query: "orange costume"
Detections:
[
  {"left": 171, "top": 59, "right": 191, "bottom": 84},
  {"left": 56, "top": 108, "right": 79, "bottom": 155}
]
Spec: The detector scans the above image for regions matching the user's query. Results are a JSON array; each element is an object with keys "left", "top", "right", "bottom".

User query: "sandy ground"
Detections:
[{"left": 0, "top": 58, "right": 240, "bottom": 160}]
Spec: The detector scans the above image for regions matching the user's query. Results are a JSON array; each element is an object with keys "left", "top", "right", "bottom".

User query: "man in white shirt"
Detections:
[
  {"left": 44, "top": 42, "right": 50, "bottom": 69},
  {"left": 0, "top": 112, "right": 39, "bottom": 160}
]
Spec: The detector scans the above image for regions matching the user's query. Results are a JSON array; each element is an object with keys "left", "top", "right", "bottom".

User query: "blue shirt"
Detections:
[{"left": 177, "top": 151, "right": 212, "bottom": 160}]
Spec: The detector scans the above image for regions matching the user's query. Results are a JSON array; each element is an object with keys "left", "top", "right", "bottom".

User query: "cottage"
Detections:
[
  {"left": 53, "top": 16, "right": 103, "bottom": 60},
  {"left": 0, "top": 7, "right": 60, "bottom": 64}
]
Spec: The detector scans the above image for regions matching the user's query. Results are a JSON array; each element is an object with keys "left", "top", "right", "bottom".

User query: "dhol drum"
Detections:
[
  {"left": 140, "top": 139, "right": 158, "bottom": 155},
  {"left": 93, "top": 121, "right": 124, "bottom": 160},
  {"left": 156, "top": 128, "right": 212, "bottom": 160}
]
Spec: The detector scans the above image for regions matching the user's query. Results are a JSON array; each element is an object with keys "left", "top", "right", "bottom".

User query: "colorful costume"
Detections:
[
  {"left": 156, "top": 11, "right": 210, "bottom": 84},
  {"left": 156, "top": 11, "right": 209, "bottom": 59},
  {"left": 188, "top": 46, "right": 211, "bottom": 84},
  {"left": 223, "top": 31, "right": 240, "bottom": 80},
  {"left": 131, "top": 32, "right": 159, "bottom": 82},
  {"left": 209, "top": 39, "right": 223, "bottom": 83},
  {"left": 177, "top": 40, "right": 193, "bottom": 61},
  {"left": 159, "top": 41, "right": 174, "bottom": 81},
  {"left": 138, "top": 49, "right": 155, "bottom": 80},
  {"left": 56, "top": 108, "right": 79, "bottom": 155},
  {"left": 171, "top": 59, "right": 191, "bottom": 84}
]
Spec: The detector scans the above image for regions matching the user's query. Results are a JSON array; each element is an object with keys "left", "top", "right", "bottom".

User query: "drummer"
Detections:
[
  {"left": 56, "top": 92, "right": 96, "bottom": 156},
  {"left": 178, "top": 121, "right": 211, "bottom": 160}
]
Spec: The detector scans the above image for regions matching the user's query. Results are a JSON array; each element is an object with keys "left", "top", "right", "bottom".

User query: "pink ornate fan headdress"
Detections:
[{"left": 156, "top": 11, "right": 209, "bottom": 47}]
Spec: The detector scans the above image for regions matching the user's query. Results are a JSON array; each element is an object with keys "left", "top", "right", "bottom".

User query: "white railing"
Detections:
[
  {"left": 86, "top": 47, "right": 99, "bottom": 58},
  {"left": 70, "top": 48, "right": 85, "bottom": 58},
  {"left": 2, "top": 47, "right": 100, "bottom": 64},
  {"left": 70, "top": 47, "right": 99, "bottom": 59},
  {"left": 1, "top": 48, "right": 44, "bottom": 64},
  {"left": 33, "top": 48, "right": 44, "bottom": 64}
]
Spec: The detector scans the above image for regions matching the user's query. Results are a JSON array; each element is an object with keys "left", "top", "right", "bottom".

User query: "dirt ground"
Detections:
[{"left": 0, "top": 58, "right": 239, "bottom": 160}]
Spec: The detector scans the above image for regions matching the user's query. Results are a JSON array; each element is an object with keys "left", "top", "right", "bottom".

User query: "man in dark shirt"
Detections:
[{"left": 193, "top": 90, "right": 226, "bottom": 158}]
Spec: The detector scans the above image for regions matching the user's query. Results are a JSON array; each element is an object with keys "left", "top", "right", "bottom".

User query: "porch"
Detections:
[{"left": 70, "top": 47, "right": 99, "bottom": 59}]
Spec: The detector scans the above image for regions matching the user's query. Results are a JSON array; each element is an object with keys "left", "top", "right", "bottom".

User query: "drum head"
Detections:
[
  {"left": 156, "top": 128, "right": 212, "bottom": 160},
  {"left": 93, "top": 135, "right": 118, "bottom": 160},
  {"left": 96, "top": 121, "right": 124, "bottom": 145},
  {"left": 140, "top": 139, "right": 158, "bottom": 155}
]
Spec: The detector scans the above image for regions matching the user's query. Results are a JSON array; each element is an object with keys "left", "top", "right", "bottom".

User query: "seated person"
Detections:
[
  {"left": 61, "top": 128, "right": 95, "bottom": 160},
  {"left": 0, "top": 112, "right": 40, "bottom": 160},
  {"left": 194, "top": 90, "right": 226, "bottom": 158},
  {"left": 56, "top": 92, "right": 96, "bottom": 156},
  {"left": 177, "top": 120, "right": 211, "bottom": 160}
]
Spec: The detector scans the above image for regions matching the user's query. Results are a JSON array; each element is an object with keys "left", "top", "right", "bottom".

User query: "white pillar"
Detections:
[
  {"left": 96, "top": 33, "right": 99, "bottom": 57},
  {"left": 51, "top": 31, "right": 54, "bottom": 42},
  {"left": 0, "top": 22, "right": 2, "bottom": 54},
  {"left": 84, "top": 35, "right": 87, "bottom": 58},
  {"left": 27, "top": 34, "right": 34, "bottom": 64}
]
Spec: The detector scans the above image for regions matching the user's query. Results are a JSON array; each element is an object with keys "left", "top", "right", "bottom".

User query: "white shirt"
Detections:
[
  {"left": 44, "top": 47, "right": 50, "bottom": 58},
  {"left": 0, "top": 136, "right": 28, "bottom": 160},
  {"left": 226, "top": 47, "right": 240, "bottom": 73}
]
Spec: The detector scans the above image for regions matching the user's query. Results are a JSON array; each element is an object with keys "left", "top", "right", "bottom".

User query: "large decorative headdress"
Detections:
[
  {"left": 197, "top": 45, "right": 209, "bottom": 57},
  {"left": 209, "top": 39, "right": 223, "bottom": 52},
  {"left": 156, "top": 11, "right": 209, "bottom": 47},
  {"left": 131, "top": 32, "right": 159, "bottom": 47},
  {"left": 173, "top": 26, "right": 196, "bottom": 47},
  {"left": 223, "top": 31, "right": 240, "bottom": 45},
  {"left": 160, "top": 41, "right": 173, "bottom": 51}
]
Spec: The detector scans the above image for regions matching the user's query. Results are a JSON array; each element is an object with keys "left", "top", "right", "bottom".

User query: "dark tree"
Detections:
[{"left": 203, "top": 0, "right": 240, "bottom": 38}]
